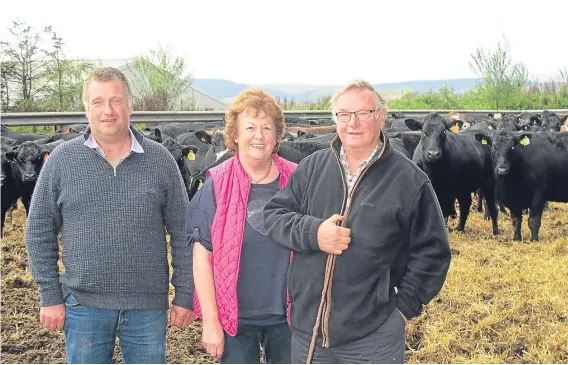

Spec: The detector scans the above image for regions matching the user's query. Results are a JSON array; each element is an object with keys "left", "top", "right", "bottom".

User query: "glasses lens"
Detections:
[
  {"left": 357, "top": 110, "right": 372, "bottom": 120},
  {"left": 337, "top": 113, "right": 351, "bottom": 122}
]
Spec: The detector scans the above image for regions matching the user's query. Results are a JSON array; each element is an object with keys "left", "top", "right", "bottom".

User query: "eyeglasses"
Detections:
[{"left": 335, "top": 109, "right": 376, "bottom": 123}]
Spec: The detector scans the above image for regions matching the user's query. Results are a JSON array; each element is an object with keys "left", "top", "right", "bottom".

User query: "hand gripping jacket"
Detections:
[{"left": 193, "top": 154, "right": 297, "bottom": 336}]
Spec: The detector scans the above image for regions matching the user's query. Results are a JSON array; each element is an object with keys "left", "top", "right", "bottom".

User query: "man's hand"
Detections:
[
  {"left": 202, "top": 318, "right": 225, "bottom": 359},
  {"left": 169, "top": 305, "right": 196, "bottom": 328},
  {"left": 316, "top": 214, "right": 351, "bottom": 255},
  {"left": 40, "top": 304, "right": 65, "bottom": 330}
]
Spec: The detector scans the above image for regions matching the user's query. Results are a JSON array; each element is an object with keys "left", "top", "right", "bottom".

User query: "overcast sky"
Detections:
[{"left": 2, "top": 0, "right": 566, "bottom": 85}]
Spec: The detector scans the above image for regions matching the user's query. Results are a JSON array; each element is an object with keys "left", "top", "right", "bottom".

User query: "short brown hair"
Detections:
[
  {"left": 224, "top": 88, "right": 286, "bottom": 153},
  {"left": 82, "top": 67, "right": 133, "bottom": 110}
]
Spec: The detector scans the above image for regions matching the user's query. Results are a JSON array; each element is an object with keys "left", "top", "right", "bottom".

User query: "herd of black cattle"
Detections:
[{"left": 1, "top": 109, "right": 567, "bottom": 242}]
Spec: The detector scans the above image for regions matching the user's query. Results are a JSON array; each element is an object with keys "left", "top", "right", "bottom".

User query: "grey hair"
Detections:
[{"left": 330, "top": 79, "right": 387, "bottom": 119}]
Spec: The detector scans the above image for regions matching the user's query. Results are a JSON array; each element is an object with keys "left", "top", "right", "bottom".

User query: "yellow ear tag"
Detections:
[
  {"left": 481, "top": 139, "right": 488, "bottom": 145},
  {"left": 200, "top": 138, "right": 207, "bottom": 143},
  {"left": 450, "top": 124, "right": 459, "bottom": 133},
  {"left": 43, "top": 153, "right": 49, "bottom": 161},
  {"left": 187, "top": 150, "right": 195, "bottom": 160},
  {"left": 487, "top": 125, "right": 494, "bottom": 130},
  {"left": 519, "top": 136, "right": 530, "bottom": 146},
  {"left": 197, "top": 181, "right": 203, "bottom": 190}
]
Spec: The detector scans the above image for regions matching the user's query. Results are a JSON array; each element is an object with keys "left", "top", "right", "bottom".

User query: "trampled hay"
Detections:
[{"left": 1, "top": 201, "right": 567, "bottom": 363}]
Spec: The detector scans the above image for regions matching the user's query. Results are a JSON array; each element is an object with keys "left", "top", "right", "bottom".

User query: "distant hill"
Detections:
[{"left": 191, "top": 78, "right": 481, "bottom": 103}]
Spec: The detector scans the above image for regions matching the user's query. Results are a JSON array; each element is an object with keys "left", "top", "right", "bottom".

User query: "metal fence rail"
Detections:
[{"left": 1, "top": 109, "right": 567, "bottom": 127}]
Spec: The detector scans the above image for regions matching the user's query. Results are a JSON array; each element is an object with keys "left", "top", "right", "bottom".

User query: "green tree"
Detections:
[
  {"left": 469, "top": 36, "right": 528, "bottom": 109},
  {"left": 1, "top": 61, "right": 17, "bottom": 111},
  {"left": 0, "top": 19, "right": 52, "bottom": 111},
  {"left": 127, "top": 44, "right": 194, "bottom": 111},
  {"left": 41, "top": 27, "right": 94, "bottom": 111}
]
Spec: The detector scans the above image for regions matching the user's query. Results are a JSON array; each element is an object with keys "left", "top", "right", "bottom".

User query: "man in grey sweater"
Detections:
[{"left": 24, "top": 67, "right": 194, "bottom": 364}]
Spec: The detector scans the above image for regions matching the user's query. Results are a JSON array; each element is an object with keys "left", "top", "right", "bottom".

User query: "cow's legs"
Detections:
[
  {"left": 21, "top": 195, "right": 31, "bottom": 217},
  {"left": 528, "top": 200, "right": 546, "bottom": 242},
  {"left": 481, "top": 185, "right": 499, "bottom": 235},
  {"left": 456, "top": 193, "right": 472, "bottom": 232},
  {"left": 511, "top": 209, "right": 523, "bottom": 241}
]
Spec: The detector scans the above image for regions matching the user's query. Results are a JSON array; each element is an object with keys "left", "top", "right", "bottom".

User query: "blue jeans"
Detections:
[
  {"left": 221, "top": 321, "right": 291, "bottom": 364},
  {"left": 64, "top": 294, "right": 167, "bottom": 364}
]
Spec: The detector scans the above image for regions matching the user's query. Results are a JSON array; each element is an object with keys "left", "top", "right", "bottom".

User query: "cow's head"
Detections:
[
  {"left": 5, "top": 141, "right": 49, "bottom": 183},
  {"left": 497, "top": 115, "right": 520, "bottom": 132},
  {"left": 406, "top": 113, "right": 462, "bottom": 163},
  {"left": 539, "top": 110, "right": 562, "bottom": 132},
  {"left": 492, "top": 131, "right": 532, "bottom": 176}
]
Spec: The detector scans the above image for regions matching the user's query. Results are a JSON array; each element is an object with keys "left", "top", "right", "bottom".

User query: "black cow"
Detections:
[
  {"left": 537, "top": 110, "right": 563, "bottom": 132},
  {"left": 409, "top": 113, "right": 500, "bottom": 235},
  {"left": 490, "top": 130, "right": 568, "bottom": 241},
  {"left": 184, "top": 131, "right": 230, "bottom": 200},
  {"left": 153, "top": 122, "right": 213, "bottom": 139},
  {"left": 517, "top": 112, "right": 541, "bottom": 130},
  {"left": 1, "top": 125, "right": 46, "bottom": 143},
  {"left": 5, "top": 139, "right": 65, "bottom": 214},
  {"left": 385, "top": 130, "right": 421, "bottom": 159},
  {"left": 389, "top": 137, "right": 411, "bottom": 159},
  {"left": 1, "top": 136, "right": 19, "bottom": 149},
  {"left": 1, "top": 145, "right": 20, "bottom": 236},
  {"left": 175, "top": 131, "right": 213, "bottom": 156},
  {"left": 277, "top": 140, "right": 329, "bottom": 164},
  {"left": 161, "top": 138, "right": 199, "bottom": 200}
]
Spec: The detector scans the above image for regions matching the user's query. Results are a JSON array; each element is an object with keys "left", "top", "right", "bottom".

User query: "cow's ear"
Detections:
[
  {"left": 182, "top": 145, "right": 199, "bottom": 160},
  {"left": 154, "top": 128, "right": 162, "bottom": 143},
  {"left": 474, "top": 133, "right": 492, "bottom": 146},
  {"left": 561, "top": 115, "right": 568, "bottom": 125},
  {"left": 445, "top": 119, "right": 463, "bottom": 133},
  {"left": 486, "top": 121, "right": 498, "bottom": 130},
  {"left": 297, "top": 130, "right": 306, "bottom": 138},
  {"left": 195, "top": 130, "right": 212, "bottom": 144},
  {"left": 518, "top": 134, "right": 531, "bottom": 146},
  {"left": 5, "top": 151, "right": 18, "bottom": 160},
  {"left": 404, "top": 118, "right": 423, "bottom": 131}
]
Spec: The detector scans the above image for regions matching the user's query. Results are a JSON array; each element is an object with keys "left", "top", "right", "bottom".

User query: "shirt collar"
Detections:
[
  {"left": 339, "top": 140, "right": 382, "bottom": 172},
  {"left": 84, "top": 128, "right": 144, "bottom": 155}
]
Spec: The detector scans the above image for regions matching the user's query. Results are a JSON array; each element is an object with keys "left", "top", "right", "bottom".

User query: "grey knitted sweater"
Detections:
[{"left": 24, "top": 126, "right": 192, "bottom": 310}]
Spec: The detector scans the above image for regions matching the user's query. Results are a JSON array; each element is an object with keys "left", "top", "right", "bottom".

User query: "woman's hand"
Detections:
[{"left": 202, "top": 318, "right": 225, "bottom": 359}]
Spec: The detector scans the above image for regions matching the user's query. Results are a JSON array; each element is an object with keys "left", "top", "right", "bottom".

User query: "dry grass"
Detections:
[{"left": 1, "top": 200, "right": 567, "bottom": 363}]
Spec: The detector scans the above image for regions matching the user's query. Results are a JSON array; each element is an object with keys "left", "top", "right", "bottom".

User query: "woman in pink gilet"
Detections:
[{"left": 187, "top": 88, "right": 297, "bottom": 363}]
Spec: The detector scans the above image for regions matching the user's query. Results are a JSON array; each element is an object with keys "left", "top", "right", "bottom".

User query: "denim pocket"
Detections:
[{"left": 64, "top": 294, "right": 80, "bottom": 308}]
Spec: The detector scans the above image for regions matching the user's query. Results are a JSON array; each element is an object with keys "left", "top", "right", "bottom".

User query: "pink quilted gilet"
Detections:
[{"left": 193, "top": 153, "right": 297, "bottom": 336}]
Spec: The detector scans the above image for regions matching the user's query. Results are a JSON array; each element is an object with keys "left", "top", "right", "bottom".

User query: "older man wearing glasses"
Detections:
[{"left": 264, "top": 80, "right": 451, "bottom": 364}]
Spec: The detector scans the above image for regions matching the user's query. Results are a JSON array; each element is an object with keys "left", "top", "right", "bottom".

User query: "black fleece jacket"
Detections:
[{"left": 263, "top": 132, "right": 451, "bottom": 348}]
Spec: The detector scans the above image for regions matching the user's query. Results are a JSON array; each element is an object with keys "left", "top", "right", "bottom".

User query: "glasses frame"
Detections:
[{"left": 335, "top": 109, "right": 377, "bottom": 123}]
